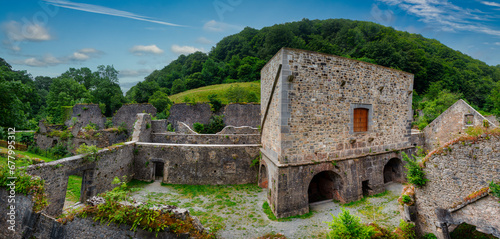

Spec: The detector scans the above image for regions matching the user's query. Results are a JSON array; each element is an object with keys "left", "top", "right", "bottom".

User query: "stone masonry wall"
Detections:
[
  {"left": 112, "top": 104, "right": 156, "bottom": 134},
  {"left": 0, "top": 188, "right": 204, "bottom": 239},
  {"left": 64, "top": 104, "right": 106, "bottom": 129},
  {"left": 133, "top": 143, "right": 260, "bottom": 185},
  {"left": 223, "top": 103, "right": 261, "bottom": 128},
  {"left": 152, "top": 133, "right": 260, "bottom": 145},
  {"left": 26, "top": 143, "right": 135, "bottom": 216},
  {"left": 277, "top": 48, "right": 414, "bottom": 164},
  {"left": 423, "top": 99, "right": 497, "bottom": 150},
  {"left": 167, "top": 103, "right": 212, "bottom": 130},
  {"left": 260, "top": 48, "right": 283, "bottom": 161},
  {"left": 413, "top": 134, "right": 500, "bottom": 238},
  {"left": 262, "top": 148, "right": 413, "bottom": 218}
]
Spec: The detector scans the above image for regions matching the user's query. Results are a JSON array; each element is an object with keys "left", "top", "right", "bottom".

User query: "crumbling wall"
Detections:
[
  {"left": 151, "top": 133, "right": 260, "bottom": 144},
  {"left": 134, "top": 143, "right": 260, "bottom": 185},
  {"left": 423, "top": 99, "right": 496, "bottom": 150},
  {"left": 26, "top": 143, "right": 136, "bottom": 217},
  {"left": 217, "top": 126, "right": 259, "bottom": 135},
  {"left": 0, "top": 188, "right": 206, "bottom": 239},
  {"left": 223, "top": 103, "right": 261, "bottom": 127},
  {"left": 413, "top": 134, "right": 500, "bottom": 238},
  {"left": 167, "top": 103, "right": 212, "bottom": 130},
  {"left": 112, "top": 104, "right": 156, "bottom": 134},
  {"left": 64, "top": 104, "right": 106, "bottom": 129}
]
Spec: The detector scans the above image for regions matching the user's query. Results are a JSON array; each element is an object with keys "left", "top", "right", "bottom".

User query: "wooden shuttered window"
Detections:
[{"left": 353, "top": 108, "right": 368, "bottom": 132}]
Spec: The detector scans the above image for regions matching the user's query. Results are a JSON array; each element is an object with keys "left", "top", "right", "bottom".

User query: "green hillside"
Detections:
[{"left": 169, "top": 81, "right": 260, "bottom": 104}]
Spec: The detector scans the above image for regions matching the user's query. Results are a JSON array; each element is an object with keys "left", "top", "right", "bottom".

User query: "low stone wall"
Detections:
[
  {"left": 152, "top": 133, "right": 260, "bottom": 145},
  {"left": 413, "top": 134, "right": 500, "bottom": 238},
  {"left": 26, "top": 143, "right": 136, "bottom": 216},
  {"left": 223, "top": 103, "right": 261, "bottom": 128},
  {"left": 112, "top": 104, "right": 156, "bottom": 134},
  {"left": 134, "top": 143, "right": 260, "bottom": 185},
  {"left": 64, "top": 104, "right": 106, "bottom": 129},
  {"left": 410, "top": 131, "right": 425, "bottom": 148},
  {"left": 167, "top": 103, "right": 212, "bottom": 130},
  {"left": 0, "top": 188, "right": 205, "bottom": 239},
  {"left": 217, "top": 126, "right": 260, "bottom": 135},
  {"left": 423, "top": 100, "right": 496, "bottom": 150},
  {"left": 35, "top": 130, "right": 128, "bottom": 151}
]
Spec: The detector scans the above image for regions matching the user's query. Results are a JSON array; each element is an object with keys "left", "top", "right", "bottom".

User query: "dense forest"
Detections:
[{"left": 1, "top": 18, "right": 500, "bottom": 130}]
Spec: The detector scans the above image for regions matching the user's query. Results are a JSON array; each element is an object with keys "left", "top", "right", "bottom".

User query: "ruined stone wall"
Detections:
[
  {"left": 423, "top": 99, "right": 496, "bottom": 150},
  {"left": 167, "top": 103, "right": 212, "bottom": 130},
  {"left": 273, "top": 48, "right": 414, "bottom": 164},
  {"left": 64, "top": 104, "right": 106, "bottom": 129},
  {"left": 26, "top": 143, "right": 135, "bottom": 216},
  {"left": 133, "top": 143, "right": 260, "bottom": 185},
  {"left": 0, "top": 188, "right": 205, "bottom": 239},
  {"left": 414, "top": 134, "right": 500, "bottom": 238},
  {"left": 35, "top": 130, "right": 128, "bottom": 151},
  {"left": 152, "top": 133, "right": 260, "bottom": 145},
  {"left": 223, "top": 103, "right": 261, "bottom": 128},
  {"left": 112, "top": 104, "right": 156, "bottom": 134},
  {"left": 410, "top": 131, "right": 425, "bottom": 148}
]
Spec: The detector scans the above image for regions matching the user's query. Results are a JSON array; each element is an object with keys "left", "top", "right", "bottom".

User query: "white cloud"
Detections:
[
  {"left": 16, "top": 54, "right": 61, "bottom": 67},
  {"left": 130, "top": 44, "right": 164, "bottom": 55},
  {"left": 70, "top": 48, "right": 103, "bottom": 61},
  {"left": 44, "top": 0, "right": 186, "bottom": 27},
  {"left": 495, "top": 42, "right": 500, "bottom": 46},
  {"left": 196, "top": 37, "right": 213, "bottom": 44},
  {"left": 119, "top": 69, "right": 153, "bottom": 77},
  {"left": 2, "top": 20, "right": 52, "bottom": 42},
  {"left": 203, "top": 20, "right": 242, "bottom": 32},
  {"left": 480, "top": 1, "right": 500, "bottom": 7},
  {"left": 377, "top": 0, "right": 500, "bottom": 37},
  {"left": 170, "top": 44, "right": 205, "bottom": 55}
]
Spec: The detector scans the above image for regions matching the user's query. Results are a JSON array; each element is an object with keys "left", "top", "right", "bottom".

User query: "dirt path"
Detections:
[{"left": 130, "top": 182, "right": 403, "bottom": 239}]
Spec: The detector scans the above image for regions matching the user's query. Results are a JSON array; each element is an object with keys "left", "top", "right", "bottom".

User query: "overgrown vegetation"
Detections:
[
  {"left": 489, "top": 181, "right": 500, "bottom": 202},
  {"left": 75, "top": 143, "right": 99, "bottom": 162},
  {"left": 59, "top": 177, "right": 215, "bottom": 238},
  {"left": 401, "top": 152, "right": 428, "bottom": 187},
  {"left": 450, "top": 223, "right": 497, "bottom": 239},
  {"left": 324, "top": 208, "right": 374, "bottom": 239},
  {"left": 0, "top": 166, "right": 48, "bottom": 212},
  {"left": 193, "top": 115, "right": 225, "bottom": 134}
]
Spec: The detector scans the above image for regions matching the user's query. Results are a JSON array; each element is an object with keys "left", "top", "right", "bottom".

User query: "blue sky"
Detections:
[{"left": 1, "top": 0, "right": 500, "bottom": 92}]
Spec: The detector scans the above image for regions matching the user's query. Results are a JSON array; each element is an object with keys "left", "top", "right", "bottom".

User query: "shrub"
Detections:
[
  {"left": 166, "top": 123, "right": 175, "bottom": 132},
  {"left": 402, "top": 152, "right": 428, "bottom": 187},
  {"left": 193, "top": 122, "right": 205, "bottom": 134},
  {"left": 76, "top": 143, "right": 99, "bottom": 162},
  {"left": 490, "top": 181, "right": 500, "bottom": 202},
  {"left": 401, "top": 195, "right": 412, "bottom": 204},
  {"left": 208, "top": 94, "right": 223, "bottom": 112},
  {"left": 83, "top": 122, "right": 98, "bottom": 131},
  {"left": 225, "top": 85, "right": 248, "bottom": 103},
  {"left": 324, "top": 208, "right": 374, "bottom": 239},
  {"left": 17, "top": 132, "right": 35, "bottom": 146},
  {"left": 117, "top": 122, "right": 128, "bottom": 134},
  {"left": 205, "top": 115, "right": 225, "bottom": 134},
  {"left": 51, "top": 143, "right": 70, "bottom": 158},
  {"left": 247, "top": 92, "right": 259, "bottom": 103},
  {"left": 398, "top": 220, "right": 416, "bottom": 239},
  {"left": 422, "top": 233, "right": 437, "bottom": 239},
  {"left": 105, "top": 119, "right": 113, "bottom": 128}
]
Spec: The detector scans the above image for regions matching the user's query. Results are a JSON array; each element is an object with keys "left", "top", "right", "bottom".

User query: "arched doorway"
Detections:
[
  {"left": 308, "top": 171, "right": 343, "bottom": 203},
  {"left": 258, "top": 164, "right": 268, "bottom": 188},
  {"left": 384, "top": 158, "right": 403, "bottom": 183}
]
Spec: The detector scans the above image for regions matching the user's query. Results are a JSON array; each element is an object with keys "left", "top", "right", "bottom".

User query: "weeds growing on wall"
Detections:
[
  {"left": 401, "top": 152, "right": 428, "bottom": 187},
  {"left": 76, "top": 143, "right": 99, "bottom": 162},
  {"left": 58, "top": 177, "right": 215, "bottom": 238},
  {"left": 0, "top": 166, "right": 48, "bottom": 212},
  {"left": 489, "top": 181, "right": 500, "bottom": 202}
]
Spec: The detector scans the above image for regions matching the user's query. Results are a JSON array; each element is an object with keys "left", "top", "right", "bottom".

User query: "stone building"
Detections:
[
  {"left": 423, "top": 99, "right": 497, "bottom": 150},
  {"left": 259, "top": 48, "right": 415, "bottom": 218},
  {"left": 409, "top": 134, "right": 500, "bottom": 239}
]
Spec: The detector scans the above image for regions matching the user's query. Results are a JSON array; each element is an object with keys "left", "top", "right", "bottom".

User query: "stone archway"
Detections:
[
  {"left": 308, "top": 171, "right": 344, "bottom": 204},
  {"left": 384, "top": 158, "right": 403, "bottom": 183},
  {"left": 258, "top": 164, "right": 268, "bottom": 188}
]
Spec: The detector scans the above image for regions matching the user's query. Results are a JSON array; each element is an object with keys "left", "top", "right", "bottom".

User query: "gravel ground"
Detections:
[{"left": 130, "top": 181, "right": 404, "bottom": 239}]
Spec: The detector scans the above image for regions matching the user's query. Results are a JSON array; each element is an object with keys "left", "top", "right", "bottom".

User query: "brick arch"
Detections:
[
  {"left": 306, "top": 168, "right": 345, "bottom": 204},
  {"left": 383, "top": 157, "right": 404, "bottom": 183}
]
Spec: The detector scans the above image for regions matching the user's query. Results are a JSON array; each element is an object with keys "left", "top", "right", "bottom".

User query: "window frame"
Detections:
[{"left": 349, "top": 104, "right": 373, "bottom": 134}]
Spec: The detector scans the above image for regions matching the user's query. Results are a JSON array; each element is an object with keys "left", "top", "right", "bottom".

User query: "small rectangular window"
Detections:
[
  {"left": 464, "top": 114, "right": 474, "bottom": 126},
  {"left": 353, "top": 108, "right": 368, "bottom": 132}
]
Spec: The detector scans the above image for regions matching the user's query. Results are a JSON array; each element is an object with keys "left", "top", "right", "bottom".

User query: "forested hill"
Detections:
[{"left": 127, "top": 18, "right": 500, "bottom": 114}]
